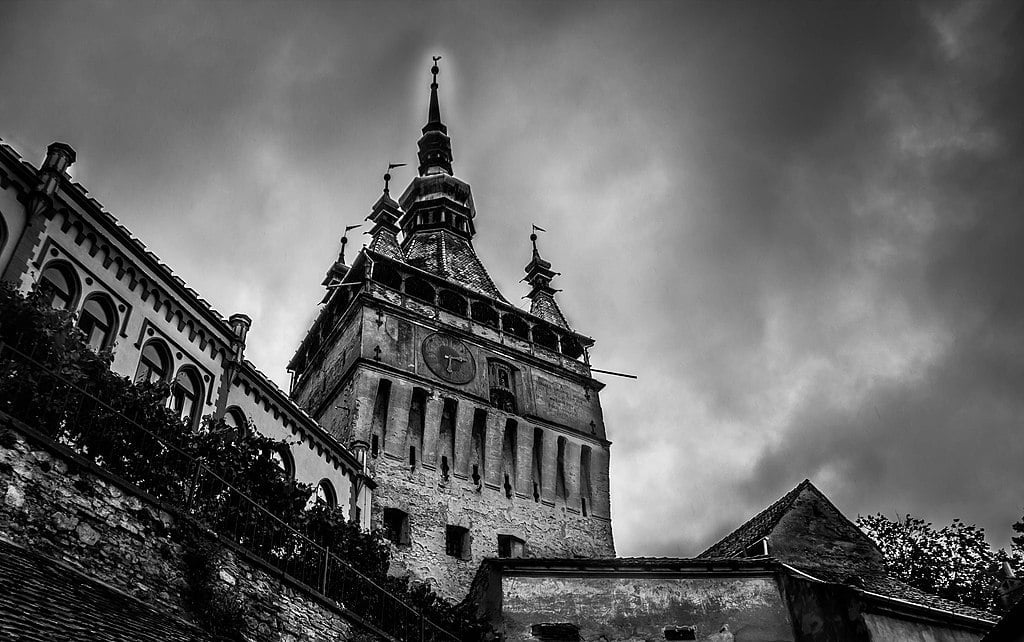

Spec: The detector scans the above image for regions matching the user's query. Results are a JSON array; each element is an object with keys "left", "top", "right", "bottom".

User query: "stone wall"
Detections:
[
  {"left": 495, "top": 573, "right": 795, "bottom": 641},
  {"left": 0, "top": 417, "right": 386, "bottom": 642}
]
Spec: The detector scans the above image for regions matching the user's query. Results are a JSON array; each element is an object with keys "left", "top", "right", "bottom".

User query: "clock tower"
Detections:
[{"left": 287, "top": 61, "right": 615, "bottom": 598}]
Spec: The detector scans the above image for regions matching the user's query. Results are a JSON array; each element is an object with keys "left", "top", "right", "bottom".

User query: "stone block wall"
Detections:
[{"left": 0, "top": 418, "right": 386, "bottom": 642}]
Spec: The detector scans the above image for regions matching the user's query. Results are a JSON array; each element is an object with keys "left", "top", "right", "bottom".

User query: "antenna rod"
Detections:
[{"left": 590, "top": 367, "right": 637, "bottom": 379}]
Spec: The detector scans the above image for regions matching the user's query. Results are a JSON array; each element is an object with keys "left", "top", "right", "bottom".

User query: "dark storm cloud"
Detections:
[{"left": 3, "top": 0, "right": 1023, "bottom": 557}]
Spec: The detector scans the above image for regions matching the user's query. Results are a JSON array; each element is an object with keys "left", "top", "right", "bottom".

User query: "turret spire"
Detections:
[
  {"left": 417, "top": 56, "right": 454, "bottom": 176},
  {"left": 523, "top": 226, "right": 570, "bottom": 329}
]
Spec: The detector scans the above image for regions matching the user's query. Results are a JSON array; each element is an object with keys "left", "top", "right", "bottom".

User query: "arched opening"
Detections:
[
  {"left": 532, "top": 325, "right": 559, "bottom": 352},
  {"left": 77, "top": 293, "right": 117, "bottom": 351},
  {"left": 170, "top": 367, "right": 203, "bottom": 429},
  {"left": 470, "top": 301, "right": 499, "bottom": 329},
  {"left": 437, "top": 290, "right": 468, "bottom": 316},
  {"left": 501, "top": 313, "right": 530, "bottom": 341},
  {"left": 560, "top": 336, "right": 585, "bottom": 360},
  {"left": 404, "top": 276, "right": 435, "bottom": 304},
  {"left": 223, "top": 406, "right": 248, "bottom": 437},
  {"left": 314, "top": 479, "right": 337, "bottom": 508},
  {"left": 488, "top": 360, "right": 518, "bottom": 413},
  {"left": 269, "top": 447, "right": 295, "bottom": 481},
  {"left": 135, "top": 339, "right": 171, "bottom": 384},
  {"left": 373, "top": 263, "right": 403, "bottom": 290},
  {"left": 38, "top": 262, "right": 79, "bottom": 310}
]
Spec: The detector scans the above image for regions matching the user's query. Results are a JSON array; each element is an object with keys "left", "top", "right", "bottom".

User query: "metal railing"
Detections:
[{"left": 0, "top": 338, "right": 464, "bottom": 642}]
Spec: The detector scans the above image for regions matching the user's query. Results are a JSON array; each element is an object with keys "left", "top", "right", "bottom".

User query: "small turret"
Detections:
[
  {"left": 366, "top": 165, "right": 405, "bottom": 260},
  {"left": 31, "top": 142, "right": 76, "bottom": 217},
  {"left": 524, "top": 226, "right": 570, "bottom": 328}
]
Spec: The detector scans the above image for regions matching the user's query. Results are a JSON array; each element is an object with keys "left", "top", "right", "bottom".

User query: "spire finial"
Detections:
[
  {"left": 339, "top": 224, "right": 361, "bottom": 264},
  {"left": 531, "top": 224, "right": 546, "bottom": 259},
  {"left": 384, "top": 162, "right": 406, "bottom": 195},
  {"left": 428, "top": 56, "right": 443, "bottom": 126}
]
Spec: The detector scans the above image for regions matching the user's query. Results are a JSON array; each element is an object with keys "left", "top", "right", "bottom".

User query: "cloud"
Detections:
[{"left": 2, "top": 0, "right": 1023, "bottom": 557}]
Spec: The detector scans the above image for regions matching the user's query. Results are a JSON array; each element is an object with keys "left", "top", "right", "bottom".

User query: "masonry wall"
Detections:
[
  {"left": 495, "top": 573, "right": 795, "bottom": 641},
  {"left": 863, "top": 614, "right": 983, "bottom": 642},
  {"left": 0, "top": 418, "right": 385, "bottom": 642}
]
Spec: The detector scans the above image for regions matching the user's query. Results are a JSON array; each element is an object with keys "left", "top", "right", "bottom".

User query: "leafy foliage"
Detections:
[
  {"left": 0, "top": 282, "right": 485, "bottom": 639},
  {"left": 857, "top": 512, "right": 1023, "bottom": 612}
]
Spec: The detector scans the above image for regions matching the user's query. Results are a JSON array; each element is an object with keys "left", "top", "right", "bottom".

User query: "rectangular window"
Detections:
[
  {"left": 383, "top": 508, "right": 410, "bottom": 546},
  {"left": 497, "top": 534, "right": 526, "bottom": 559},
  {"left": 445, "top": 525, "right": 470, "bottom": 559}
]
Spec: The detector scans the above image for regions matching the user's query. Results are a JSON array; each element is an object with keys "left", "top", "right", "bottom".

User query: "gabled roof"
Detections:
[
  {"left": 403, "top": 230, "right": 507, "bottom": 302},
  {"left": 699, "top": 479, "right": 815, "bottom": 559},
  {"left": 700, "top": 479, "right": 999, "bottom": 625},
  {"left": 0, "top": 538, "right": 213, "bottom": 641}
]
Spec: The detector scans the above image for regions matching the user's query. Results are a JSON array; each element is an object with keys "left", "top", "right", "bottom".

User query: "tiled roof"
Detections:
[
  {"left": 403, "top": 230, "right": 507, "bottom": 302},
  {"left": 367, "top": 229, "right": 404, "bottom": 261},
  {"left": 0, "top": 538, "right": 212, "bottom": 641},
  {"left": 699, "top": 479, "right": 811, "bottom": 559},
  {"left": 529, "top": 292, "right": 570, "bottom": 328}
]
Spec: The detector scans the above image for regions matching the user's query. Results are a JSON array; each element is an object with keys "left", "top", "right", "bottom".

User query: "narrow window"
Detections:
[
  {"left": 135, "top": 339, "right": 170, "bottom": 384},
  {"left": 471, "top": 408, "right": 487, "bottom": 485},
  {"left": 580, "top": 445, "right": 593, "bottom": 516},
  {"left": 445, "top": 525, "right": 470, "bottom": 559},
  {"left": 488, "top": 360, "right": 517, "bottom": 413},
  {"left": 531, "top": 428, "right": 543, "bottom": 502},
  {"left": 406, "top": 387, "right": 427, "bottom": 468},
  {"left": 383, "top": 508, "right": 410, "bottom": 545},
  {"left": 497, "top": 534, "right": 526, "bottom": 559},
  {"left": 370, "top": 379, "right": 392, "bottom": 453},
  {"left": 77, "top": 294, "right": 117, "bottom": 351},
  {"left": 170, "top": 367, "right": 203, "bottom": 428},
  {"left": 501, "top": 419, "right": 517, "bottom": 498},
  {"left": 38, "top": 263, "right": 78, "bottom": 310},
  {"left": 438, "top": 398, "right": 457, "bottom": 480},
  {"left": 370, "top": 434, "right": 380, "bottom": 458},
  {"left": 555, "top": 436, "right": 568, "bottom": 501}
]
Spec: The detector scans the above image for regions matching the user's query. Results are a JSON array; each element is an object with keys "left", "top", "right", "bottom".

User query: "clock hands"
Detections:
[{"left": 441, "top": 353, "right": 466, "bottom": 374}]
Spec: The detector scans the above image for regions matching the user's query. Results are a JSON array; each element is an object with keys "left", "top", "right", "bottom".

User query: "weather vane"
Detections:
[
  {"left": 384, "top": 162, "right": 406, "bottom": 194},
  {"left": 530, "top": 223, "right": 547, "bottom": 251},
  {"left": 339, "top": 224, "right": 361, "bottom": 263},
  {"left": 431, "top": 56, "right": 441, "bottom": 84}
]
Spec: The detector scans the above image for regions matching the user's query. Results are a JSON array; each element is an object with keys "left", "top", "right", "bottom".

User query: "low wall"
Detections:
[{"left": 0, "top": 414, "right": 385, "bottom": 642}]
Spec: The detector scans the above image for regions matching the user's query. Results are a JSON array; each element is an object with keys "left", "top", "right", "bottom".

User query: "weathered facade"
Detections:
[
  {"left": 288, "top": 62, "right": 615, "bottom": 598},
  {"left": 0, "top": 139, "right": 371, "bottom": 527},
  {"left": 468, "top": 481, "right": 999, "bottom": 641}
]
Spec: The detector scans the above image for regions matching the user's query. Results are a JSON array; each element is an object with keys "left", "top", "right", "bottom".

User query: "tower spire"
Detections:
[
  {"left": 417, "top": 56, "right": 453, "bottom": 176},
  {"left": 523, "top": 226, "right": 570, "bottom": 329}
]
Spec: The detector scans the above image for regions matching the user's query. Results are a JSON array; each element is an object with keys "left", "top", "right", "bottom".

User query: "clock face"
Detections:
[{"left": 422, "top": 333, "right": 476, "bottom": 384}]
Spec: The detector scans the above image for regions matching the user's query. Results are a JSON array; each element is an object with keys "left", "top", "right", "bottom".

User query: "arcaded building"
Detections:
[{"left": 288, "top": 61, "right": 615, "bottom": 598}]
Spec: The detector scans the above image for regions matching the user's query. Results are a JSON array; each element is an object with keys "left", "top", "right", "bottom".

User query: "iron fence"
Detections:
[{"left": 0, "top": 338, "right": 463, "bottom": 642}]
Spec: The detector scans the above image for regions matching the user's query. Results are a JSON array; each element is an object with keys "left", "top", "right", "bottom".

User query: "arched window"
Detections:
[
  {"left": 170, "top": 367, "right": 203, "bottom": 428},
  {"left": 373, "top": 263, "right": 403, "bottom": 290},
  {"left": 532, "top": 325, "right": 559, "bottom": 352},
  {"left": 77, "top": 294, "right": 117, "bottom": 351},
  {"left": 470, "top": 301, "right": 499, "bottom": 329},
  {"left": 561, "top": 336, "right": 585, "bottom": 360},
  {"left": 501, "top": 313, "right": 530, "bottom": 341},
  {"left": 269, "top": 447, "right": 294, "bottom": 481},
  {"left": 135, "top": 339, "right": 171, "bottom": 384},
  {"left": 488, "top": 360, "right": 518, "bottom": 413},
  {"left": 38, "top": 263, "right": 79, "bottom": 310},
  {"left": 223, "top": 406, "right": 247, "bottom": 437},
  {"left": 404, "top": 277, "right": 435, "bottom": 304},
  {"left": 314, "top": 479, "right": 337, "bottom": 507},
  {"left": 438, "top": 290, "right": 468, "bottom": 316}
]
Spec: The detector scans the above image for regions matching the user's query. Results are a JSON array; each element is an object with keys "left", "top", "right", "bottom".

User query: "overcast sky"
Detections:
[{"left": 3, "top": 0, "right": 1023, "bottom": 555}]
